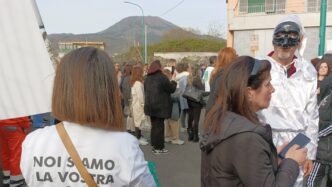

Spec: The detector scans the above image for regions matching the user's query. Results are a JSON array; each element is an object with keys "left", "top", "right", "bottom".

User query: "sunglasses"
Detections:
[{"left": 250, "top": 59, "right": 262, "bottom": 76}]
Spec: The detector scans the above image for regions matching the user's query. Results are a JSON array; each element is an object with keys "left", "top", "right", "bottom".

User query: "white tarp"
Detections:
[{"left": 0, "top": 0, "right": 54, "bottom": 120}]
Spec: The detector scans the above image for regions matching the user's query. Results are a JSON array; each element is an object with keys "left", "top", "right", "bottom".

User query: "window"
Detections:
[
  {"left": 307, "top": 0, "right": 332, "bottom": 12},
  {"left": 248, "top": 0, "right": 265, "bottom": 13},
  {"left": 239, "top": 0, "right": 249, "bottom": 13},
  {"left": 239, "top": 0, "right": 286, "bottom": 14}
]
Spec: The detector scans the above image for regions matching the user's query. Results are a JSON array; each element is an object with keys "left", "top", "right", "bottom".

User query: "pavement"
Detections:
[
  {"left": 139, "top": 109, "right": 206, "bottom": 187},
  {"left": 140, "top": 132, "right": 201, "bottom": 187}
]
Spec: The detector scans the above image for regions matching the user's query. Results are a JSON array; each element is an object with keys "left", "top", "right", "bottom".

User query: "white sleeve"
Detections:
[
  {"left": 129, "top": 141, "right": 156, "bottom": 187},
  {"left": 304, "top": 80, "right": 319, "bottom": 160}
]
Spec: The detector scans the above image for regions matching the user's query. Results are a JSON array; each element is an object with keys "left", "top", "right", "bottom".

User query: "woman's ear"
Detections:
[{"left": 246, "top": 87, "right": 254, "bottom": 102}]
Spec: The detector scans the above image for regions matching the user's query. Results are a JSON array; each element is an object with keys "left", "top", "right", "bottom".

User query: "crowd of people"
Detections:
[{"left": 1, "top": 14, "right": 332, "bottom": 187}]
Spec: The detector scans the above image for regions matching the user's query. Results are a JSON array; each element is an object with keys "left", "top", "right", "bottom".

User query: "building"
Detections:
[
  {"left": 58, "top": 41, "right": 105, "bottom": 57},
  {"left": 227, "top": 0, "right": 332, "bottom": 60}
]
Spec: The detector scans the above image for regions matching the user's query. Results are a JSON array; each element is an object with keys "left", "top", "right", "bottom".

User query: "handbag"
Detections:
[
  {"left": 56, "top": 123, "right": 98, "bottom": 187},
  {"left": 182, "top": 85, "right": 204, "bottom": 103}
]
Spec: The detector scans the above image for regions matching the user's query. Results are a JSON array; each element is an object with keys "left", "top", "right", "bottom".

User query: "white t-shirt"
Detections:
[
  {"left": 203, "top": 66, "right": 214, "bottom": 92},
  {"left": 20, "top": 122, "right": 156, "bottom": 187}
]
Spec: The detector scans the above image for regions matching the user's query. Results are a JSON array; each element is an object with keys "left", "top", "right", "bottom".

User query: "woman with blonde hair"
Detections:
[
  {"left": 130, "top": 65, "right": 149, "bottom": 145},
  {"left": 20, "top": 47, "right": 155, "bottom": 186},
  {"left": 206, "top": 47, "right": 237, "bottom": 112}
]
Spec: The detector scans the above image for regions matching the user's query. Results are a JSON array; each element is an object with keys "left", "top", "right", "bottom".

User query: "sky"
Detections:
[{"left": 35, "top": 0, "right": 227, "bottom": 35}]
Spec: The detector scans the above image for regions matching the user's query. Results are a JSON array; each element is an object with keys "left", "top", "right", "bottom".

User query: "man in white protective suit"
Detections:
[{"left": 258, "top": 15, "right": 319, "bottom": 187}]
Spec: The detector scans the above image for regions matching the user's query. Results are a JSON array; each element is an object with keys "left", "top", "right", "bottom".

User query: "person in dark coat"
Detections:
[
  {"left": 200, "top": 56, "right": 307, "bottom": 187},
  {"left": 144, "top": 60, "right": 177, "bottom": 154},
  {"left": 307, "top": 54, "right": 332, "bottom": 187}
]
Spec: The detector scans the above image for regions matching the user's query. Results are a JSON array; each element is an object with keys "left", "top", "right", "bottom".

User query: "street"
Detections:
[{"left": 141, "top": 132, "right": 201, "bottom": 187}]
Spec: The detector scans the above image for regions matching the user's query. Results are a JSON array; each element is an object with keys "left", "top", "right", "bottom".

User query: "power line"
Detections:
[{"left": 160, "top": 0, "right": 184, "bottom": 17}]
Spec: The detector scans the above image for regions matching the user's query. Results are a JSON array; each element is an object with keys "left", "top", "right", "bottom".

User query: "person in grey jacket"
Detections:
[{"left": 200, "top": 56, "right": 307, "bottom": 187}]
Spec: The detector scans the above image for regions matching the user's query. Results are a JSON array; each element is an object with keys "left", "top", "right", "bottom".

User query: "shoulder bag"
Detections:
[
  {"left": 182, "top": 85, "right": 204, "bottom": 103},
  {"left": 56, "top": 123, "right": 98, "bottom": 187}
]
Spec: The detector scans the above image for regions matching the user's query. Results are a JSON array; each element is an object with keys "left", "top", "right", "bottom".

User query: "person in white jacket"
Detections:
[
  {"left": 130, "top": 65, "right": 149, "bottom": 146},
  {"left": 258, "top": 15, "right": 319, "bottom": 187},
  {"left": 20, "top": 47, "right": 155, "bottom": 187}
]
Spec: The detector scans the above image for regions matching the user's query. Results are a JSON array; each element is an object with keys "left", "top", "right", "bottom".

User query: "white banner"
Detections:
[{"left": 0, "top": 0, "right": 54, "bottom": 120}]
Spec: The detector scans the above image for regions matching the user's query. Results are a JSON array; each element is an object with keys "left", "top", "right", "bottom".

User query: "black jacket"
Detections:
[
  {"left": 200, "top": 112, "right": 299, "bottom": 187},
  {"left": 144, "top": 71, "right": 177, "bottom": 119},
  {"left": 120, "top": 76, "right": 131, "bottom": 107},
  {"left": 188, "top": 76, "right": 205, "bottom": 108},
  {"left": 316, "top": 76, "right": 332, "bottom": 162}
]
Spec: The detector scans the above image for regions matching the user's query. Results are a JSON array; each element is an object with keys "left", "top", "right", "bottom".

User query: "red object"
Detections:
[{"left": 0, "top": 117, "right": 30, "bottom": 184}]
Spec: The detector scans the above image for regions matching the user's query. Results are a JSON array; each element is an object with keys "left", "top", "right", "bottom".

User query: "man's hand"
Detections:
[{"left": 303, "top": 159, "right": 313, "bottom": 177}]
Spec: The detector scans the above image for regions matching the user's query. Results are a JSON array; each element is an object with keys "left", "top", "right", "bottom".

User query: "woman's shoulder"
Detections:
[{"left": 23, "top": 125, "right": 58, "bottom": 147}]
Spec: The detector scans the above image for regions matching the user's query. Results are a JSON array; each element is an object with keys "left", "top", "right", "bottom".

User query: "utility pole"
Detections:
[
  {"left": 124, "top": 1, "right": 147, "bottom": 64},
  {"left": 319, "top": 0, "right": 327, "bottom": 56}
]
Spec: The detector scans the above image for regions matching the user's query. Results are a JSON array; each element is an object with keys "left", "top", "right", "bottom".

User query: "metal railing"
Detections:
[{"left": 238, "top": 2, "right": 332, "bottom": 15}]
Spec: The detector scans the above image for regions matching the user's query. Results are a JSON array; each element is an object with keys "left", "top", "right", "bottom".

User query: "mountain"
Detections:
[{"left": 48, "top": 16, "right": 222, "bottom": 55}]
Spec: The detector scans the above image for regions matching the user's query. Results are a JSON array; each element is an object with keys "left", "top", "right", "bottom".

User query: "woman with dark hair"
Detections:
[
  {"left": 201, "top": 56, "right": 307, "bottom": 187},
  {"left": 186, "top": 63, "right": 204, "bottom": 142},
  {"left": 130, "top": 65, "right": 148, "bottom": 145},
  {"left": 121, "top": 63, "right": 134, "bottom": 133},
  {"left": 20, "top": 47, "right": 155, "bottom": 186},
  {"left": 144, "top": 60, "right": 177, "bottom": 154},
  {"left": 316, "top": 60, "right": 332, "bottom": 95},
  {"left": 206, "top": 47, "right": 237, "bottom": 112}
]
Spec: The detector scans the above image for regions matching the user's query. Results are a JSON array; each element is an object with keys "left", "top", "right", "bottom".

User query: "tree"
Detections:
[
  {"left": 207, "top": 21, "right": 226, "bottom": 39},
  {"left": 161, "top": 28, "right": 196, "bottom": 41},
  {"left": 183, "top": 27, "right": 202, "bottom": 35}
]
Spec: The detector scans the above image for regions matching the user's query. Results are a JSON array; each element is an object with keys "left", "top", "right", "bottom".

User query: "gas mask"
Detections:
[{"left": 272, "top": 21, "right": 301, "bottom": 48}]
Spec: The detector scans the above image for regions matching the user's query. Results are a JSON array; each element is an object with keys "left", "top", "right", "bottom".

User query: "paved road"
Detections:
[
  {"left": 140, "top": 109, "right": 206, "bottom": 187},
  {"left": 141, "top": 132, "right": 201, "bottom": 187}
]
